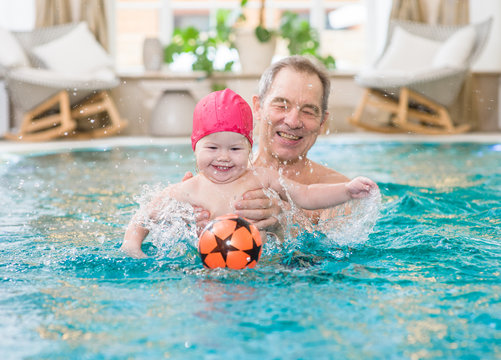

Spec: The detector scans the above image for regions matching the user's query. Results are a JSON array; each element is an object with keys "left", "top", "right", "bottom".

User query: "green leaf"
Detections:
[
  {"left": 164, "top": 43, "right": 182, "bottom": 63},
  {"left": 223, "top": 61, "right": 235, "bottom": 72},
  {"left": 255, "top": 25, "right": 272, "bottom": 42},
  {"left": 212, "top": 82, "right": 227, "bottom": 92}
]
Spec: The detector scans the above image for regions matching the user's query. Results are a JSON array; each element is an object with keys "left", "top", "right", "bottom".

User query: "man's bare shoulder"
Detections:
[{"left": 309, "top": 160, "right": 350, "bottom": 184}]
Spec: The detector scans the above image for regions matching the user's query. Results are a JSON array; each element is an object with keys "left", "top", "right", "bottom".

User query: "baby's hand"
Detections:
[
  {"left": 120, "top": 242, "right": 148, "bottom": 259},
  {"left": 346, "top": 176, "right": 378, "bottom": 199}
]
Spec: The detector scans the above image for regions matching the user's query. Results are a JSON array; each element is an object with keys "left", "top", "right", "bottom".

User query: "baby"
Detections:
[{"left": 121, "top": 89, "right": 378, "bottom": 258}]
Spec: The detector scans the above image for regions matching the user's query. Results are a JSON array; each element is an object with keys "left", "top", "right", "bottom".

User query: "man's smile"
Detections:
[{"left": 277, "top": 131, "right": 301, "bottom": 141}]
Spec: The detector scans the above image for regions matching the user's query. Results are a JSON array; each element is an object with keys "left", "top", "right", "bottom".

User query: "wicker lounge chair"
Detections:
[
  {"left": 348, "top": 18, "right": 492, "bottom": 135},
  {"left": 2, "top": 22, "right": 127, "bottom": 141}
]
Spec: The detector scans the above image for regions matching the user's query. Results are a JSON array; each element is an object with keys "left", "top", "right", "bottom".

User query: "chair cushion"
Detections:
[
  {"left": 432, "top": 25, "right": 476, "bottom": 68},
  {"left": 8, "top": 67, "right": 118, "bottom": 88},
  {"left": 376, "top": 26, "right": 442, "bottom": 72},
  {"left": 0, "top": 27, "right": 30, "bottom": 68},
  {"left": 31, "top": 22, "right": 113, "bottom": 75}
]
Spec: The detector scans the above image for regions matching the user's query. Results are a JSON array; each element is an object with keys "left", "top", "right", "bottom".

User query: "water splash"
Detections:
[
  {"left": 132, "top": 184, "right": 198, "bottom": 258},
  {"left": 258, "top": 168, "right": 382, "bottom": 259},
  {"left": 317, "top": 189, "right": 382, "bottom": 248},
  {"left": 276, "top": 179, "right": 381, "bottom": 258},
  {"left": 131, "top": 173, "right": 381, "bottom": 261}
]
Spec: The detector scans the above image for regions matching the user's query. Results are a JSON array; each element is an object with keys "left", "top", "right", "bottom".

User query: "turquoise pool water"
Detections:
[{"left": 0, "top": 140, "right": 500, "bottom": 359}]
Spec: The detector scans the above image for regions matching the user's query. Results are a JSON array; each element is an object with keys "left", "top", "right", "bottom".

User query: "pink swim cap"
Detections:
[{"left": 191, "top": 88, "right": 253, "bottom": 150}]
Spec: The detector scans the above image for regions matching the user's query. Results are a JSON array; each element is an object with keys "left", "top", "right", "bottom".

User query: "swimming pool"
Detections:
[{"left": 1, "top": 137, "right": 500, "bottom": 359}]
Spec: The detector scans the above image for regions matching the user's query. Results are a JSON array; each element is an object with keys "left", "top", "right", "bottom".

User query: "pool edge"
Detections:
[{"left": 0, "top": 133, "right": 500, "bottom": 154}]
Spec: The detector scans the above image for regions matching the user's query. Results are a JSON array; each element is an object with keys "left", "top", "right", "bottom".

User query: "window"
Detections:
[
  {"left": 114, "top": 0, "right": 370, "bottom": 72},
  {"left": 0, "top": 0, "right": 35, "bottom": 31}
]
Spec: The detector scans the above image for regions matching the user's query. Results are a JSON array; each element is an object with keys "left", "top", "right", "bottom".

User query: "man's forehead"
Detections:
[
  {"left": 272, "top": 68, "right": 321, "bottom": 87},
  {"left": 269, "top": 70, "right": 323, "bottom": 103}
]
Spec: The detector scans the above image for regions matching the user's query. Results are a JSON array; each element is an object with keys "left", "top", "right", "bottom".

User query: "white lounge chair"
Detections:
[
  {"left": 1, "top": 22, "right": 127, "bottom": 141},
  {"left": 348, "top": 18, "right": 492, "bottom": 135}
]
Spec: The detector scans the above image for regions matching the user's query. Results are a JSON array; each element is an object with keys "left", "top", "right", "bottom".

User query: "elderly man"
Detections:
[{"left": 194, "top": 55, "right": 350, "bottom": 233}]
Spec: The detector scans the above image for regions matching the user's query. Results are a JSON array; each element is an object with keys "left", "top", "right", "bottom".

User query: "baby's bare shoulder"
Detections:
[{"left": 252, "top": 166, "right": 276, "bottom": 177}]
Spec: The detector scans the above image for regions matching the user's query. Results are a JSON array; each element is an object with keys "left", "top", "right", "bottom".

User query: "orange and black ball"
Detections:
[{"left": 198, "top": 214, "right": 262, "bottom": 269}]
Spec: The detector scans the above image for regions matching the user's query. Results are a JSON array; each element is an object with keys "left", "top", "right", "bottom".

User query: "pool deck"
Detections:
[{"left": 0, "top": 132, "right": 500, "bottom": 154}]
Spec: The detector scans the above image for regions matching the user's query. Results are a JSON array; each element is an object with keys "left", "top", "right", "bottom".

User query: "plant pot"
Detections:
[
  {"left": 233, "top": 28, "right": 276, "bottom": 74},
  {"left": 149, "top": 90, "right": 196, "bottom": 136}
]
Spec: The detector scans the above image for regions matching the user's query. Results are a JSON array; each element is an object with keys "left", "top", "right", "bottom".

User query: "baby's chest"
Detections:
[{"left": 194, "top": 182, "right": 253, "bottom": 218}]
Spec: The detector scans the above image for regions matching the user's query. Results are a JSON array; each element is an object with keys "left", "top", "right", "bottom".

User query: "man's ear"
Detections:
[
  {"left": 252, "top": 95, "right": 261, "bottom": 121},
  {"left": 321, "top": 110, "right": 329, "bottom": 125},
  {"left": 320, "top": 110, "right": 329, "bottom": 134}
]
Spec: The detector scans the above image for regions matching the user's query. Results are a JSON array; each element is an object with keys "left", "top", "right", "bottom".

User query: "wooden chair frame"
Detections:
[
  {"left": 348, "top": 87, "right": 470, "bottom": 135},
  {"left": 70, "top": 91, "right": 128, "bottom": 139},
  {"left": 4, "top": 22, "right": 127, "bottom": 142},
  {"left": 5, "top": 90, "right": 127, "bottom": 141},
  {"left": 348, "top": 18, "right": 492, "bottom": 135}
]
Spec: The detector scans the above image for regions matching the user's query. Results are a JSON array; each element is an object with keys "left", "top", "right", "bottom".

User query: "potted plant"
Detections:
[
  {"left": 236, "top": 1, "right": 336, "bottom": 71},
  {"left": 164, "top": 9, "right": 235, "bottom": 78},
  {"left": 279, "top": 11, "right": 336, "bottom": 69},
  {"left": 233, "top": 0, "right": 277, "bottom": 73}
]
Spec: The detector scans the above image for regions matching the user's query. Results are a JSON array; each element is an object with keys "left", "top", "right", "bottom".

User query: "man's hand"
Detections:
[
  {"left": 192, "top": 205, "right": 210, "bottom": 236},
  {"left": 182, "top": 171, "right": 194, "bottom": 182},
  {"left": 234, "top": 188, "right": 282, "bottom": 230}
]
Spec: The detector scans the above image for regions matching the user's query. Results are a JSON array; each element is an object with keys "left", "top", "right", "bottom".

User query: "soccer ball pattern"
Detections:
[{"left": 198, "top": 214, "right": 262, "bottom": 269}]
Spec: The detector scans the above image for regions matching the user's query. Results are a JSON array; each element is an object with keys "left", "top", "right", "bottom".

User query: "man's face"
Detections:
[{"left": 255, "top": 67, "right": 326, "bottom": 163}]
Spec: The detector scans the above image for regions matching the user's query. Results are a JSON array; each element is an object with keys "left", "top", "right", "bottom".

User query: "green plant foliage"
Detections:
[
  {"left": 279, "top": 11, "right": 335, "bottom": 70},
  {"left": 255, "top": 25, "right": 273, "bottom": 42},
  {"left": 238, "top": 1, "right": 336, "bottom": 70},
  {"left": 164, "top": 9, "right": 235, "bottom": 76},
  {"left": 211, "top": 82, "right": 228, "bottom": 92}
]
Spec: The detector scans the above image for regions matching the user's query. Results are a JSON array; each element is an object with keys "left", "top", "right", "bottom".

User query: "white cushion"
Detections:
[
  {"left": 376, "top": 26, "right": 442, "bottom": 72},
  {"left": 0, "top": 27, "right": 30, "bottom": 68},
  {"left": 31, "top": 22, "right": 113, "bottom": 75},
  {"left": 10, "top": 66, "right": 117, "bottom": 84},
  {"left": 432, "top": 25, "right": 476, "bottom": 68}
]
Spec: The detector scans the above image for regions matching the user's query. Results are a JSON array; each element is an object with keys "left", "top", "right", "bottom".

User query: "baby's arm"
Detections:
[
  {"left": 121, "top": 214, "right": 149, "bottom": 258},
  {"left": 120, "top": 186, "right": 176, "bottom": 258},
  {"left": 264, "top": 169, "right": 377, "bottom": 210}
]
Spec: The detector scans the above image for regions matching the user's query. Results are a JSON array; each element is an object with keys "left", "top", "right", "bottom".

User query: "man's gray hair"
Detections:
[{"left": 257, "top": 55, "right": 331, "bottom": 119}]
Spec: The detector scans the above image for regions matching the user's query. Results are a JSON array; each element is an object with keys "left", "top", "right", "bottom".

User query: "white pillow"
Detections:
[
  {"left": 376, "top": 26, "right": 442, "bottom": 72},
  {"left": 432, "top": 25, "right": 476, "bottom": 68},
  {"left": 31, "top": 22, "right": 113, "bottom": 75},
  {"left": 0, "top": 27, "right": 30, "bottom": 68}
]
